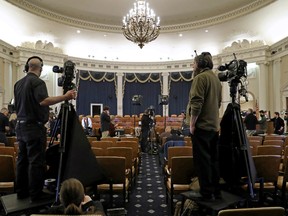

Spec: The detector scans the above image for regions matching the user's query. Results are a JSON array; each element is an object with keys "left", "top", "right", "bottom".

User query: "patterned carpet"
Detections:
[{"left": 103, "top": 152, "right": 172, "bottom": 216}]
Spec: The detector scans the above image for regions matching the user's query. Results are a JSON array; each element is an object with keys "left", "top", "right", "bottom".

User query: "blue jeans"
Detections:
[{"left": 15, "top": 122, "right": 47, "bottom": 198}]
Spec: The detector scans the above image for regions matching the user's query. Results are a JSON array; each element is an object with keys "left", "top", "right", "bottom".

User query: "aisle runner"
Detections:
[{"left": 126, "top": 153, "right": 171, "bottom": 216}]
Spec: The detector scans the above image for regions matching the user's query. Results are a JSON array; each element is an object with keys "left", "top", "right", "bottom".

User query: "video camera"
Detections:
[
  {"left": 217, "top": 53, "right": 248, "bottom": 102},
  {"left": 218, "top": 54, "right": 247, "bottom": 83},
  {"left": 53, "top": 60, "right": 76, "bottom": 93}
]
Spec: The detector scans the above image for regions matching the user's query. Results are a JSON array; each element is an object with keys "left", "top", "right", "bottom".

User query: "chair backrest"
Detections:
[
  {"left": 106, "top": 147, "right": 133, "bottom": 171},
  {"left": 91, "top": 147, "right": 105, "bottom": 156},
  {"left": 120, "top": 137, "right": 139, "bottom": 143},
  {"left": 265, "top": 135, "right": 285, "bottom": 141},
  {"left": 253, "top": 155, "right": 281, "bottom": 182},
  {"left": 247, "top": 136, "right": 263, "bottom": 144},
  {"left": 100, "top": 137, "right": 119, "bottom": 145},
  {"left": 256, "top": 145, "right": 282, "bottom": 156},
  {"left": 0, "top": 146, "right": 16, "bottom": 158},
  {"left": 91, "top": 140, "right": 113, "bottom": 150},
  {"left": 170, "top": 156, "right": 195, "bottom": 184},
  {"left": 0, "top": 155, "right": 15, "bottom": 181},
  {"left": 167, "top": 146, "right": 193, "bottom": 169},
  {"left": 96, "top": 156, "right": 126, "bottom": 183},
  {"left": 115, "top": 141, "right": 139, "bottom": 161},
  {"left": 163, "top": 140, "right": 186, "bottom": 160},
  {"left": 218, "top": 206, "right": 285, "bottom": 216},
  {"left": 184, "top": 137, "right": 192, "bottom": 146},
  {"left": 248, "top": 140, "right": 262, "bottom": 156},
  {"left": 263, "top": 140, "right": 284, "bottom": 148}
]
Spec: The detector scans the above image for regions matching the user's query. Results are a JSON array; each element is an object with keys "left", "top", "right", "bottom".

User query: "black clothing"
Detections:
[
  {"left": 165, "top": 133, "right": 184, "bottom": 142},
  {"left": 0, "top": 112, "right": 9, "bottom": 145},
  {"left": 140, "top": 114, "right": 153, "bottom": 152},
  {"left": 44, "top": 200, "right": 105, "bottom": 215},
  {"left": 192, "top": 128, "right": 220, "bottom": 198},
  {"left": 100, "top": 111, "right": 110, "bottom": 132},
  {"left": 14, "top": 73, "right": 49, "bottom": 124},
  {"left": 272, "top": 117, "right": 285, "bottom": 135},
  {"left": 244, "top": 113, "right": 258, "bottom": 130},
  {"left": 14, "top": 72, "right": 49, "bottom": 200}
]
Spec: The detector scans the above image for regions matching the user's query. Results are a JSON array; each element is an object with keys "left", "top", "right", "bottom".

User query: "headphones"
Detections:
[
  {"left": 24, "top": 56, "right": 43, "bottom": 73},
  {"left": 193, "top": 51, "right": 212, "bottom": 69}
]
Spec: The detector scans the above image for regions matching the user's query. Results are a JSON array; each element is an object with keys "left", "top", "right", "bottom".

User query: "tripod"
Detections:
[
  {"left": 47, "top": 100, "right": 73, "bottom": 205},
  {"left": 219, "top": 81, "right": 256, "bottom": 199}
]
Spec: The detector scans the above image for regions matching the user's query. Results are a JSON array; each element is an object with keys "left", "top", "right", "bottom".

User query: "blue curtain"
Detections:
[
  {"left": 76, "top": 71, "right": 116, "bottom": 115},
  {"left": 169, "top": 71, "right": 193, "bottom": 115},
  {"left": 123, "top": 81, "right": 162, "bottom": 116}
]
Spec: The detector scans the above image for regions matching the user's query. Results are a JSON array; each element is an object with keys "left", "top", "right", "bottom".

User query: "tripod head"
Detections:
[{"left": 218, "top": 53, "right": 248, "bottom": 104}]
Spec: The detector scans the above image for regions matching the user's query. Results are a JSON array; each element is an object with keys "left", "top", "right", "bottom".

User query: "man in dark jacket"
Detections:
[{"left": 100, "top": 106, "right": 111, "bottom": 137}]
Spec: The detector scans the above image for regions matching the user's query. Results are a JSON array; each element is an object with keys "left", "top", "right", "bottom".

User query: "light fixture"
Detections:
[{"left": 122, "top": 0, "right": 160, "bottom": 49}]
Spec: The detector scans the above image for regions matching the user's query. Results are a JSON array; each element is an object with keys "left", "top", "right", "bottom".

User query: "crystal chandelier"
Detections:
[{"left": 122, "top": 0, "right": 160, "bottom": 49}]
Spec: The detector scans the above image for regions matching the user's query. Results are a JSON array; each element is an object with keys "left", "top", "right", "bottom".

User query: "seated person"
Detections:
[
  {"left": 81, "top": 116, "right": 93, "bottom": 135},
  {"left": 46, "top": 178, "right": 105, "bottom": 215},
  {"left": 180, "top": 110, "right": 190, "bottom": 136},
  {"left": 159, "top": 126, "right": 172, "bottom": 146},
  {"left": 165, "top": 129, "right": 184, "bottom": 142}
]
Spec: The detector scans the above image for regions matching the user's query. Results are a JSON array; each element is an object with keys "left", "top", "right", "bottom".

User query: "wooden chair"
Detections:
[
  {"left": 218, "top": 206, "right": 285, "bottom": 216},
  {"left": 165, "top": 146, "right": 193, "bottom": 174},
  {"left": 252, "top": 155, "right": 281, "bottom": 203},
  {"left": 0, "top": 155, "right": 16, "bottom": 194},
  {"left": 91, "top": 147, "right": 105, "bottom": 156},
  {"left": 184, "top": 136, "right": 192, "bottom": 147},
  {"left": 106, "top": 147, "right": 134, "bottom": 187},
  {"left": 87, "top": 136, "right": 98, "bottom": 145},
  {"left": 265, "top": 135, "right": 285, "bottom": 141},
  {"left": 96, "top": 156, "right": 129, "bottom": 207},
  {"left": 100, "top": 137, "right": 119, "bottom": 145},
  {"left": 256, "top": 145, "right": 282, "bottom": 156},
  {"left": 163, "top": 140, "right": 186, "bottom": 160},
  {"left": 263, "top": 140, "right": 284, "bottom": 150},
  {"left": 277, "top": 145, "right": 288, "bottom": 206},
  {"left": 248, "top": 140, "right": 261, "bottom": 156},
  {"left": 247, "top": 136, "right": 263, "bottom": 144},
  {"left": 165, "top": 156, "right": 195, "bottom": 213},
  {"left": 91, "top": 140, "right": 113, "bottom": 150},
  {"left": 0, "top": 146, "right": 16, "bottom": 162},
  {"left": 0, "top": 143, "right": 5, "bottom": 147},
  {"left": 115, "top": 140, "right": 140, "bottom": 177}
]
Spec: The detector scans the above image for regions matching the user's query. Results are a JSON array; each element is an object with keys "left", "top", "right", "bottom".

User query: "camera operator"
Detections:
[
  {"left": 140, "top": 108, "right": 154, "bottom": 152},
  {"left": 187, "top": 52, "right": 222, "bottom": 200},
  {"left": 14, "top": 56, "right": 76, "bottom": 202}
]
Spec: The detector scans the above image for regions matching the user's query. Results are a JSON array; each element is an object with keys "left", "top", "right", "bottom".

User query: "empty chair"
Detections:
[
  {"left": 96, "top": 156, "right": 129, "bottom": 207},
  {"left": 165, "top": 146, "right": 193, "bottom": 173},
  {"left": 265, "top": 135, "right": 284, "bottom": 141},
  {"left": 0, "top": 155, "right": 16, "bottom": 194},
  {"left": 91, "top": 140, "right": 113, "bottom": 150},
  {"left": 263, "top": 139, "right": 284, "bottom": 148},
  {"left": 256, "top": 145, "right": 282, "bottom": 156},
  {"left": 218, "top": 206, "right": 285, "bottom": 216},
  {"left": 106, "top": 147, "right": 134, "bottom": 187},
  {"left": 91, "top": 147, "right": 105, "bottom": 156},
  {"left": 253, "top": 155, "right": 281, "bottom": 203},
  {"left": 165, "top": 156, "right": 195, "bottom": 213},
  {"left": 247, "top": 136, "right": 263, "bottom": 144},
  {"left": 248, "top": 140, "right": 261, "bottom": 156}
]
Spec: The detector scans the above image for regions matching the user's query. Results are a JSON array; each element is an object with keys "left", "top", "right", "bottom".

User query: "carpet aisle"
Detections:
[{"left": 125, "top": 153, "right": 172, "bottom": 216}]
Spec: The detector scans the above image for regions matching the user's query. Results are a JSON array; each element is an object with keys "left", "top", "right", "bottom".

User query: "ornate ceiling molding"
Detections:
[{"left": 7, "top": 0, "right": 275, "bottom": 33}]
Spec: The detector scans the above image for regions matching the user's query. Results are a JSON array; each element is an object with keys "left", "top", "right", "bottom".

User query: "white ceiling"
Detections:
[{"left": 1, "top": 0, "right": 288, "bottom": 62}]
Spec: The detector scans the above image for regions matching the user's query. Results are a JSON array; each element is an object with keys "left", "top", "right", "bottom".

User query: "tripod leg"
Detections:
[{"left": 232, "top": 103, "right": 255, "bottom": 199}]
